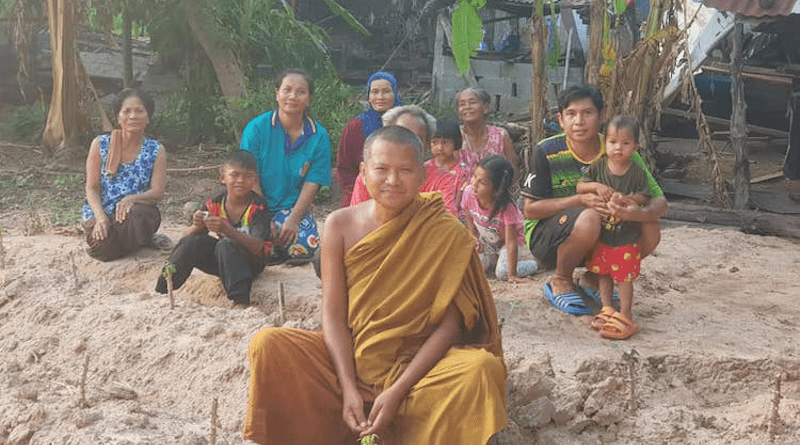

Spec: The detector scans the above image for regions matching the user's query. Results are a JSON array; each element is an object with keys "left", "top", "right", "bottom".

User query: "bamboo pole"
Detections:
[{"left": 731, "top": 20, "right": 750, "bottom": 209}]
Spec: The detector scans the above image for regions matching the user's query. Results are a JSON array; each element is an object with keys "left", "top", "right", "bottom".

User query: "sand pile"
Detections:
[{"left": 1, "top": 223, "right": 799, "bottom": 444}]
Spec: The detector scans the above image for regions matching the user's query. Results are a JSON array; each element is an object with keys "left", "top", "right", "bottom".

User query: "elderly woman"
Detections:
[
  {"left": 457, "top": 87, "right": 517, "bottom": 175},
  {"left": 83, "top": 88, "right": 168, "bottom": 261},
  {"left": 336, "top": 71, "right": 401, "bottom": 207},
  {"left": 348, "top": 105, "right": 436, "bottom": 206},
  {"left": 240, "top": 68, "right": 331, "bottom": 264}
]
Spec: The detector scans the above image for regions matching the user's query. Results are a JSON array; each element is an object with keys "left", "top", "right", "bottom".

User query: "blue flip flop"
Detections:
[
  {"left": 578, "top": 284, "right": 620, "bottom": 309},
  {"left": 543, "top": 282, "right": 592, "bottom": 316}
]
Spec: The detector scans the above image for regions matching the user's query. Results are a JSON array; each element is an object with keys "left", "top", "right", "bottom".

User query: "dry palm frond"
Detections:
[
  {"left": 599, "top": 0, "right": 682, "bottom": 171},
  {"left": 677, "top": 6, "right": 729, "bottom": 206}
]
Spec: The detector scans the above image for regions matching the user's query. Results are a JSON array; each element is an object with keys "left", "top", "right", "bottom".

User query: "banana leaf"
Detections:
[
  {"left": 452, "top": 0, "right": 485, "bottom": 76},
  {"left": 319, "top": 0, "right": 371, "bottom": 38}
]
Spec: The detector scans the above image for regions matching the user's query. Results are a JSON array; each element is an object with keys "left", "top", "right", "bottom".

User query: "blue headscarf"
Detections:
[{"left": 358, "top": 71, "right": 402, "bottom": 138}]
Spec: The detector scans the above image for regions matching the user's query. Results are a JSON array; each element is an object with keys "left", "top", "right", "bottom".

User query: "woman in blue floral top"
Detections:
[{"left": 82, "top": 88, "right": 168, "bottom": 261}]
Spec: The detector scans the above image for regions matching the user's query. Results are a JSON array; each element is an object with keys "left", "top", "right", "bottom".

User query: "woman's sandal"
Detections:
[
  {"left": 590, "top": 306, "right": 616, "bottom": 330},
  {"left": 599, "top": 312, "right": 639, "bottom": 340}
]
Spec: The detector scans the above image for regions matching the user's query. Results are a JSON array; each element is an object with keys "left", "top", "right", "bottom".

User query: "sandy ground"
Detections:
[{"left": 1, "top": 216, "right": 799, "bottom": 445}]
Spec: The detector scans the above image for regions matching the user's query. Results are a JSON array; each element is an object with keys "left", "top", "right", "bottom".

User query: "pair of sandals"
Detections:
[
  {"left": 590, "top": 306, "right": 639, "bottom": 340},
  {"left": 543, "top": 282, "right": 638, "bottom": 340}
]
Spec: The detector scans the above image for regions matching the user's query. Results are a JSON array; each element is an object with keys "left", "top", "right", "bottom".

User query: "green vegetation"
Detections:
[
  {"left": 0, "top": 102, "right": 47, "bottom": 143},
  {"left": 145, "top": 0, "right": 363, "bottom": 148}
]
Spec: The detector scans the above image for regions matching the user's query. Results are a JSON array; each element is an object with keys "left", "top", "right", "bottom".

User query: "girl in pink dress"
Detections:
[{"left": 463, "top": 154, "right": 538, "bottom": 282}]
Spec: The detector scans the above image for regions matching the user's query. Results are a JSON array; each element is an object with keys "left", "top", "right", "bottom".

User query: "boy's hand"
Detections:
[
  {"left": 204, "top": 215, "right": 231, "bottom": 236},
  {"left": 595, "top": 184, "right": 615, "bottom": 202},
  {"left": 191, "top": 210, "right": 208, "bottom": 229}
]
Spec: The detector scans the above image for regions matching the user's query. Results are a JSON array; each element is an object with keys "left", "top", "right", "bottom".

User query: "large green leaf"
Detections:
[
  {"left": 452, "top": 0, "right": 484, "bottom": 76},
  {"left": 613, "top": 0, "right": 628, "bottom": 15},
  {"left": 319, "top": 0, "right": 371, "bottom": 38}
]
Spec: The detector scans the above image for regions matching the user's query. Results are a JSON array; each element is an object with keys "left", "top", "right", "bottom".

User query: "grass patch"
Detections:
[{"left": 0, "top": 102, "right": 47, "bottom": 143}]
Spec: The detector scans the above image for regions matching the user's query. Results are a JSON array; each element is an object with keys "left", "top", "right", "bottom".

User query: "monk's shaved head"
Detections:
[{"left": 363, "top": 125, "right": 424, "bottom": 164}]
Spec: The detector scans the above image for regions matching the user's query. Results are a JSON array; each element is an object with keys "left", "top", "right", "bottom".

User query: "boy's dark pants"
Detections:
[{"left": 156, "top": 233, "right": 265, "bottom": 305}]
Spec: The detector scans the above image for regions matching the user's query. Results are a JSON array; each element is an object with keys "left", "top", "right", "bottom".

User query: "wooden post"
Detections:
[
  {"left": 585, "top": 0, "right": 604, "bottom": 85},
  {"left": 278, "top": 281, "right": 286, "bottom": 324},
  {"left": 122, "top": 8, "right": 133, "bottom": 88},
  {"left": 731, "top": 19, "right": 750, "bottom": 209},
  {"left": 785, "top": 85, "right": 800, "bottom": 179},
  {"left": 529, "top": 4, "right": 547, "bottom": 149},
  {"left": 433, "top": 14, "right": 446, "bottom": 108}
]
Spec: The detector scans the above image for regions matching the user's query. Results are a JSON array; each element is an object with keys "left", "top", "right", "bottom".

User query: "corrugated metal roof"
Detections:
[{"left": 704, "top": 0, "right": 800, "bottom": 17}]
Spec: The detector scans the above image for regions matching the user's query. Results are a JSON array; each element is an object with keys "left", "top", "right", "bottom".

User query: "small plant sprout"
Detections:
[
  {"left": 162, "top": 263, "right": 177, "bottom": 309},
  {"left": 359, "top": 434, "right": 380, "bottom": 445},
  {"left": 278, "top": 281, "right": 286, "bottom": 324}
]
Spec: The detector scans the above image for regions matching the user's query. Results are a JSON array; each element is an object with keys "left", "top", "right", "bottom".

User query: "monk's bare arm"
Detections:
[
  {"left": 391, "top": 303, "right": 461, "bottom": 394},
  {"left": 363, "top": 303, "right": 461, "bottom": 436},
  {"left": 321, "top": 209, "right": 367, "bottom": 433}
]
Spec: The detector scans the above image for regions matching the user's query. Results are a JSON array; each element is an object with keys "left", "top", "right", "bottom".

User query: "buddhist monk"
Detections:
[{"left": 243, "top": 125, "right": 507, "bottom": 445}]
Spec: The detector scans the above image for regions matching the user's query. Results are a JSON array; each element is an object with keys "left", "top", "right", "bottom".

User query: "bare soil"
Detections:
[{"left": 1, "top": 140, "right": 799, "bottom": 445}]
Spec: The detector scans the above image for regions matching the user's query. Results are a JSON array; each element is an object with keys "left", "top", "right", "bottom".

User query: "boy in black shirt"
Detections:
[{"left": 156, "top": 151, "right": 272, "bottom": 305}]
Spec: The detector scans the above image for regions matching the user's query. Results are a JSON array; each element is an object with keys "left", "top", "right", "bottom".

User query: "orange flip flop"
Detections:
[
  {"left": 590, "top": 306, "right": 616, "bottom": 330},
  {"left": 600, "top": 312, "right": 639, "bottom": 340}
]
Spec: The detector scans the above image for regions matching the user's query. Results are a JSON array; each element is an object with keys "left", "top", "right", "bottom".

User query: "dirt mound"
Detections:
[{"left": 2, "top": 223, "right": 800, "bottom": 444}]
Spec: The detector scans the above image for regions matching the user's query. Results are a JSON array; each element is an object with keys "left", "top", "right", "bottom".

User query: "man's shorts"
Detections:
[
  {"left": 527, "top": 206, "right": 584, "bottom": 270},
  {"left": 587, "top": 242, "right": 641, "bottom": 282}
]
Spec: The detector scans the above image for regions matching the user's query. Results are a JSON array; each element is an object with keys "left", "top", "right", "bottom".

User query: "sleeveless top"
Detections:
[
  {"left": 458, "top": 125, "right": 505, "bottom": 176},
  {"left": 82, "top": 134, "right": 161, "bottom": 221}
]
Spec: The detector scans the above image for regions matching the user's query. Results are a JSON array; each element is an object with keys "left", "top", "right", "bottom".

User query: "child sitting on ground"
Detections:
[
  {"left": 156, "top": 151, "right": 272, "bottom": 306},
  {"left": 423, "top": 117, "right": 469, "bottom": 215},
  {"left": 462, "top": 154, "right": 538, "bottom": 282},
  {"left": 576, "top": 115, "right": 652, "bottom": 339}
]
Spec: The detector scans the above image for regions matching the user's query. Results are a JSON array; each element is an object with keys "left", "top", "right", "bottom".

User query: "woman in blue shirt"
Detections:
[{"left": 240, "top": 68, "right": 331, "bottom": 264}]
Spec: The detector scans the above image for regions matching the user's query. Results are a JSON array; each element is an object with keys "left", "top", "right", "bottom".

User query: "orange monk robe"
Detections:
[{"left": 243, "top": 192, "right": 507, "bottom": 445}]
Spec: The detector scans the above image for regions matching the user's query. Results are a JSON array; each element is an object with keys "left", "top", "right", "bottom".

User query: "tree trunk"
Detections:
[
  {"left": 731, "top": 20, "right": 750, "bottom": 209},
  {"left": 585, "top": 0, "right": 604, "bottom": 84},
  {"left": 43, "top": 0, "right": 84, "bottom": 152},
  {"left": 123, "top": 7, "right": 133, "bottom": 87},
  {"left": 183, "top": 0, "right": 248, "bottom": 140},
  {"left": 529, "top": 13, "right": 547, "bottom": 147}
]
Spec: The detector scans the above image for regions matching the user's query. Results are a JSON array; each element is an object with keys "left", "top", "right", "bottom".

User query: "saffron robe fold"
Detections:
[{"left": 244, "top": 192, "right": 508, "bottom": 445}]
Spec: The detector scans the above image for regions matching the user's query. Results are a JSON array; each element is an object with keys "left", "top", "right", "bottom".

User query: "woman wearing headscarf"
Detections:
[{"left": 335, "top": 71, "right": 401, "bottom": 207}]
